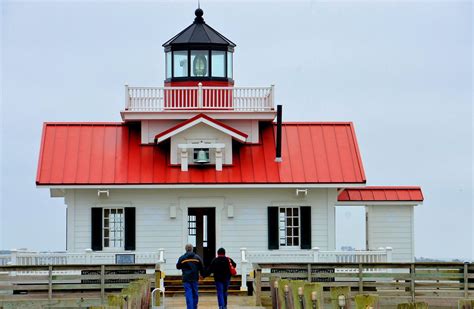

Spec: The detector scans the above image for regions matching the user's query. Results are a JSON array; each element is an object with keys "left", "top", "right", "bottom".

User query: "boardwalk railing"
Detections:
[
  {"left": 252, "top": 262, "right": 474, "bottom": 306},
  {"left": 0, "top": 264, "right": 156, "bottom": 301},
  {"left": 124, "top": 84, "right": 275, "bottom": 112},
  {"left": 0, "top": 249, "right": 165, "bottom": 266}
]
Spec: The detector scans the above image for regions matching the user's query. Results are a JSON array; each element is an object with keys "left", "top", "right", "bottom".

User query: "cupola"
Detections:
[{"left": 163, "top": 8, "right": 235, "bottom": 86}]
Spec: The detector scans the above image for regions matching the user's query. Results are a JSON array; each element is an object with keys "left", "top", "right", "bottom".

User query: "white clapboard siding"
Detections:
[
  {"left": 67, "top": 188, "right": 336, "bottom": 275},
  {"left": 367, "top": 205, "right": 414, "bottom": 262}
]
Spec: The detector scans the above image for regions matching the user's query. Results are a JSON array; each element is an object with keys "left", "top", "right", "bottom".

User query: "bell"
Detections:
[{"left": 195, "top": 149, "right": 209, "bottom": 163}]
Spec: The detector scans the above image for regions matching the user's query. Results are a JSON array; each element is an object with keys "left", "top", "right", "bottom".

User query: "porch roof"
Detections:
[
  {"left": 338, "top": 186, "right": 424, "bottom": 202},
  {"left": 36, "top": 121, "right": 366, "bottom": 186}
]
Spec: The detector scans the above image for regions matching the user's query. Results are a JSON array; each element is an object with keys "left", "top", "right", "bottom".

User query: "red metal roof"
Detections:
[
  {"left": 155, "top": 113, "right": 248, "bottom": 143},
  {"left": 338, "top": 187, "right": 424, "bottom": 202},
  {"left": 36, "top": 122, "right": 366, "bottom": 185}
]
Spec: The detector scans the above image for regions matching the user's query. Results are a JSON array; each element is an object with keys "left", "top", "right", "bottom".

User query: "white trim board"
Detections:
[{"left": 41, "top": 183, "right": 366, "bottom": 190}]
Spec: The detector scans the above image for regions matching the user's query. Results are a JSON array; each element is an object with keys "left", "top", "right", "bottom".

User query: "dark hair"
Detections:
[{"left": 217, "top": 247, "right": 226, "bottom": 255}]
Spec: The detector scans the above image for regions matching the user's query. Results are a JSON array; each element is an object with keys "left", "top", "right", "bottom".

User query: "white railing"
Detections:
[
  {"left": 124, "top": 83, "right": 275, "bottom": 112},
  {"left": 239, "top": 247, "right": 393, "bottom": 290},
  {"left": 2, "top": 248, "right": 166, "bottom": 266}
]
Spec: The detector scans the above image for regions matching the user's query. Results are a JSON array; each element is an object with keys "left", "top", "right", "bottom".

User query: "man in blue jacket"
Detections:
[{"left": 176, "top": 244, "right": 205, "bottom": 309}]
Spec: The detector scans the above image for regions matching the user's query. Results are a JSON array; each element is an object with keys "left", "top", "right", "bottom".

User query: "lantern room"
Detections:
[{"left": 162, "top": 8, "right": 235, "bottom": 86}]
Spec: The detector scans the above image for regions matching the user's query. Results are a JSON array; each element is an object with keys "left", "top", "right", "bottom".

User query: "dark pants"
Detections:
[
  {"left": 183, "top": 281, "right": 199, "bottom": 309},
  {"left": 215, "top": 280, "right": 230, "bottom": 308}
]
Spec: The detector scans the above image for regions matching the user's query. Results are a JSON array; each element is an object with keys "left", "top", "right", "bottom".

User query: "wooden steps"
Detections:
[{"left": 163, "top": 275, "right": 247, "bottom": 296}]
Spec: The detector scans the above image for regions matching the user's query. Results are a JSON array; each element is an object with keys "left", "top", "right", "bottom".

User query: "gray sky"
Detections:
[{"left": 1, "top": 0, "right": 472, "bottom": 259}]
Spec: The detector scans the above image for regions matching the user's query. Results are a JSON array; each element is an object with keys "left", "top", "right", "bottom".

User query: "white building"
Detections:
[{"left": 35, "top": 8, "right": 423, "bottom": 276}]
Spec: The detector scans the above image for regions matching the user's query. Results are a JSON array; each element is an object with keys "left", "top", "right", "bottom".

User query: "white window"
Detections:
[
  {"left": 103, "top": 208, "right": 124, "bottom": 249},
  {"left": 279, "top": 207, "right": 300, "bottom": 247}
]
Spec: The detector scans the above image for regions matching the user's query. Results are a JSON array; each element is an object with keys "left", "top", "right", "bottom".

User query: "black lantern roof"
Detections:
[{"left": 163, "top": 8, "right": 236, "bottom": 51}]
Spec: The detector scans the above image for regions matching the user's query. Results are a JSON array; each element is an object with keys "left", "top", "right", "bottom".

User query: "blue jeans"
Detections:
[
  {"left": 183, "top": 281, "right": 199, "bottom": 309},
  {"left": 215, "top": 280, "right": 230, "bottom": 308}
]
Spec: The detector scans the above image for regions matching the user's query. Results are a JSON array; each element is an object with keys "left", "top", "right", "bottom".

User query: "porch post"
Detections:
[
  {"left": 85, "top": 248, "right": 93, "bottom": 264},
  {"left": 312, "top": 247, "right": 320, "bottom": 262},
  {"left": 240, "top": 248, "right": 248, "bottom": 291},
  {"left": 386, "top": 247, "right": 393, "bottom": 262}
]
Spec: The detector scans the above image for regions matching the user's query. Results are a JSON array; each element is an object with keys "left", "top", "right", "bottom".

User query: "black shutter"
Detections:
[
  {"left": 91, "top": 207, "right": 103, "bottom": 251},
  {"left": 124, "top": 207, "right": 136, "bottom": 251},
  {"left": 300, "top": 206, "right": 312, "bottom": 249},
  {"left": 268, "top": 207, "right": 279, "bottom": 250}
]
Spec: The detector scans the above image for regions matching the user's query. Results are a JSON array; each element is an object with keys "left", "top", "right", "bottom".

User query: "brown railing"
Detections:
[
  {"left": 253, "top": 262, "right": 474, "bottom": 306},
  {"left": 0, "top": 264, "right": 156, "bottom": 302}
]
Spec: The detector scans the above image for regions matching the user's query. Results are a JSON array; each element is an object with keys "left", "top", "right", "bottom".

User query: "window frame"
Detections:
[
  {"left": 102, "top": 207, "right": 125, "bottom": 251},
  {"left": 278, "top": 206, "right": 301, "bottom": 249}
]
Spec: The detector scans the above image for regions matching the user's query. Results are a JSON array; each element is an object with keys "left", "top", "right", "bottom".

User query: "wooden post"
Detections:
[
  {"left": 100, "top": 265, "right": 105, "bottom": 302},
  {"left": 255, "top": 268, "right": 262, "bottom": 306},
  {"left": 307, "top": 264, "right": 312, "bottom": 282},
  {"left": 358, "top": 263, "right": 363, "bottom": 293},
  {"left": 410, "top": 263, "right": 415, "bottom": 303},
  {"left": 48, "top": 265, "right": 53, "bottom": 300},
  {"left": 464, "top": 262, "right": 469, "bottom": 299}
]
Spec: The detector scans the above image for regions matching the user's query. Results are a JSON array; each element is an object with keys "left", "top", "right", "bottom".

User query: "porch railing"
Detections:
[
  {"left": 0, "top": 249, "right": 165, "bottom": 266},
  {"left": 124, "top": 83, "right": 275, "bottom": 112},
  {"left": 239, "top": 247, "right": 393, "bottom": 291}
]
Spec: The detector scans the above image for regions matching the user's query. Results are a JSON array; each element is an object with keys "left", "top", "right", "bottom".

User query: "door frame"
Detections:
[{"left": 179, "top": 197, "right": 224, "bottom": 253}]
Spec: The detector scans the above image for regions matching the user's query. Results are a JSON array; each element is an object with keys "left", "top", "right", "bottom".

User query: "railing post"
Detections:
[
  {"left": 197, "top": 82, "right": 203, "bottom": 108},
  {"left": 10, "top": 249, "right": 18, "bottom": 265},
  {"left": 240, "top": 248, "right": 248, "bottom": 291},
  {"left": 100, "top": 264, "right": 105, "bottom": 302},
  {"left": 158, "top": 248, "right": 165, "bottom": 264},
  {"left": 270, "top": 84, "right": 275, "bottom": 109},
  {"left": 312, "top": 247, "right": 320, "bottom": 262},
  {"left": 464, "top": 262, "right": 469, "bottom": 299},
  {"left": 85, "top": 248, "right": 93, "bottom": 264},
  {"left": 358, "top": 263, "right": 363, "bottom": 293},
  {"left": 410, "top": 263, "right": 416, "bottom": 303},
  {"left": 48, "top": 265, "right": 53, "bottom": 300},
  {"left": 255, "top": 268, "right": 262, "bottom": 306},
  {"left": 124, "top": 84, "right": 130, "bottom": 110},
  {"left": 385, "top": 246, "right": 393, "bottom": 262}
]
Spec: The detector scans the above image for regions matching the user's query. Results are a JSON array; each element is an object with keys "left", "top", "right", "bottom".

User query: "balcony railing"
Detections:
[{"left": 124, "top": 83, "right": 275, "bottom": 112}]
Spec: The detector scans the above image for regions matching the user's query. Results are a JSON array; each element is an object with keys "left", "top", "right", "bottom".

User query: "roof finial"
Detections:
[
  {"left": 194, "top": 5, "right": 204, "bottom": 23},
  {"left": 198, "top": 0, "right": 200, "bottom": 9}
]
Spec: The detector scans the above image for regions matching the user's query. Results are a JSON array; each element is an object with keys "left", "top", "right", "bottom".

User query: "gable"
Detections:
[{"left": 155, "top": 113, "right": 247, "bottom": 144}]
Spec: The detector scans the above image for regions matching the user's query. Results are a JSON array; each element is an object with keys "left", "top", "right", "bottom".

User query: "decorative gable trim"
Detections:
[{"left": 154, "top": 113, "right": 248, "bottom": 143}]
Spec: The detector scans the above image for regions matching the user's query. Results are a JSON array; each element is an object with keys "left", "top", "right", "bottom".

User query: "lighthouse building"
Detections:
[{"left": 36, "top": 9, "right": 424, "bottom": 277}]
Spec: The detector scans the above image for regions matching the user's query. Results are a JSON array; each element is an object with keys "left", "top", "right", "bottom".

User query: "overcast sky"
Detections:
[{"left": 1, "top": 0, "right": 472, "bottom": 260}]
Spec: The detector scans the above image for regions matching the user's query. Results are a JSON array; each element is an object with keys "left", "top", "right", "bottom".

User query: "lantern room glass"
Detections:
[
  {"left": 173, "top": 51, "right": 188, "bottom": 78},
  {"left": 191, "top": 50, "right": 209, "bottom": 77},
  {"left": 211, "top": 51, "right": 226, "bottom": 77}
]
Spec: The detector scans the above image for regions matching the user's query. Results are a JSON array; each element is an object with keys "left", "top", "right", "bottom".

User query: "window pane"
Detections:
[
  {"left": 294, "top": 238, "right": 299, "bottom": 246},
  {"left": 287, "top": 228, "right": 292, "bottom": 237},
  {"left": 294, "top": 208, "right": 299, "bottom": 216},
  {"left": 166, "top": 52, "right": 172, "bottom": 79},
  {"left": 191, "top": 50, "right": 209, "bottom": 77},
  {"left": 293, "top": 218, "right": 299, "bottom": 226},
  {"left": 211, "top": 51, "right": 225, "bottom": 77},
  {"left": 287, "top": 238, "right": 293, "bottom": 246},
  {"left": 286, "top": 208, "right": 292, "bottom": 216},
  {"left": 173, "top": 51, "right": 188, "bottom": 77},
  {"left": 227, "top": 52, "right": 233, "bottom": 78}
]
